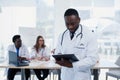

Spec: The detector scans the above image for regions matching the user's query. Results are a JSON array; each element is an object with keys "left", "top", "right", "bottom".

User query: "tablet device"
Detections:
[{"left": 52, "top": 54, "right": 79, "bottom": 62}]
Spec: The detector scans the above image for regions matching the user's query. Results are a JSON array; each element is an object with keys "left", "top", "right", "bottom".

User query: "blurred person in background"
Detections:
[
  {"left": 7, "top": 35, "right": 30, "bottom": 80},
  {"left": 30, "top": 35, "right": 50, "bottom": 80}
]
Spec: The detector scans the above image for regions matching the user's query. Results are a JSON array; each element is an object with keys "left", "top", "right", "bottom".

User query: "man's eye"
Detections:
[
  {"left": 71, "top": 23, "right": 75, "bottom": 25},
  {"left": 66, "top": 23, "right": 75, "bottom": 25},
  {"left": 66, "top": 23, "right": 69, "bottom": 25}
]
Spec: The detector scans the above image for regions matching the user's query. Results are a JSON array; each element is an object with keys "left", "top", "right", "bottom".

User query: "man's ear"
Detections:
[{"left": 77, "top": 17, "right": 80, "bottom": 23}]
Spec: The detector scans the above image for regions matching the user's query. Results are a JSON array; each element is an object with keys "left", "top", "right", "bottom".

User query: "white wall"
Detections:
[
  {"left": 0, "top": 7, "right": 36, "bottom": 50},
  {"left": 54, "top": 0, "right": 71, "bottom": 48},
  {"left": 0, "top": 0, "right": 36, "bottom": 6}
]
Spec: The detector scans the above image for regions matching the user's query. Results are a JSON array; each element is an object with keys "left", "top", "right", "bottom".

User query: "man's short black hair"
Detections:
[
  {"left": 12, "top": 35, "right": 21, "bottom": 43},
  {"left": 64, "top": 8, "right": 79, "bottom": 17}
]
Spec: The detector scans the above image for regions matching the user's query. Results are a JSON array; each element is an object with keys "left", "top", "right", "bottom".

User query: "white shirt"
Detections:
[{"left": 55, "top": 24, "right": 99, "bottom": 80}]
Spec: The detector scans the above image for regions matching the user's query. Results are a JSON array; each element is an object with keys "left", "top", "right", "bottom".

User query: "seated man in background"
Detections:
[{"left": 7, "top": 35, "right": 30, "bottom": 80}]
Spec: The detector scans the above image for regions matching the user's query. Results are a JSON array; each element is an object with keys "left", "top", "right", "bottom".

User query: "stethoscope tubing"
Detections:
[{"left": 61, "top": 24, "right": 83, "bottom": 45}]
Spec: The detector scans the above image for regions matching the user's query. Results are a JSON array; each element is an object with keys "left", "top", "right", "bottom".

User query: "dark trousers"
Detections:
[
  {"left": 91, "top": 69, "right": 100, "bottom": 80},
  {"left": 7, "top": 68, "right": 30, "bottom": 80},
  {"left": 33, "top": 69, "right": 49, "bottom": 80}
]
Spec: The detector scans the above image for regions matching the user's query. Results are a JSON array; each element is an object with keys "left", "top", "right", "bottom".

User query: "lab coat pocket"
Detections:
[
  {"left": 74, "top": 71, "right": 90, "bottom": 80},
  {"left": 74, "top": 43, "right": 86, "bottom": 54},
  {"left": 73, "top": 42, "right": 86, "bottom": 60},
  {"left": 73, "top": 66, "right": 90, "bottom": 80},
  {"left": 74, "top": 45, "right": 85, "bottom": 49}
]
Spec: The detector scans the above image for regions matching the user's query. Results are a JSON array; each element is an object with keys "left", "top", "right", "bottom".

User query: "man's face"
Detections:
[
  {"left": 14, "top": 38, "right": 22, "bottom": 48},
  {"left": 64, "top": 15, "right": 80, "bottom": 32}
]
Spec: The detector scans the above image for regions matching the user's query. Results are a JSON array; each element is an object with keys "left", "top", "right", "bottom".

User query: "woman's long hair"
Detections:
[{"left": 33, "top": 35, "right": 46, "bottom": 53}]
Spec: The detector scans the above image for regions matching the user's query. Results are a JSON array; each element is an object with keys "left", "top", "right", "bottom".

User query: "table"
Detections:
[
  {"left": 0, "top": 60, "right": 119, "bottom": 80},
  {"left": 92, "top": 60, "right": 119, "bottom": 80},
  {"left": 0, "top": 60, "right": 61, "bottom": 80}
]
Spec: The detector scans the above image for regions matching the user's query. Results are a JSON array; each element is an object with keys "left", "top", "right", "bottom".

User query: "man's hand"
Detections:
[
  {"left": 36, "top": 56, "right": 50, "bottom": 61},
  {"left": 55, "top": 58, "right": 73, "bottom": 68},
  {"left": 37, "top": 56, "right": 43, "bottom": 60},
  {"left": 18, "top": 56, "right": 27, "bottom": 60}
]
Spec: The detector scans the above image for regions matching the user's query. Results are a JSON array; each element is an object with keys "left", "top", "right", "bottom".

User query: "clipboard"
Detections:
[{"left": 52, "top": 54, "right": 79, "bottom": 62}]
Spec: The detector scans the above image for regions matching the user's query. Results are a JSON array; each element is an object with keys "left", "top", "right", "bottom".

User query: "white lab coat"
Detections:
[
  {"left": 4, "top": 44, "right": 29, "bottom": 76},
  {"left": 55, "top": 24, "right": 99, "bottom": 80},
  {"left": 7, "top": 44, "right": 29, "bottom": 58},
  {"left": 30, "top": 47, "right": 50, "bottom": 59}
]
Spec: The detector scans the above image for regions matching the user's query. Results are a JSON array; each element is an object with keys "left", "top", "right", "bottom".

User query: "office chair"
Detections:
[{"left": 106, "top": 56, "right": 120, "bottom": 80}]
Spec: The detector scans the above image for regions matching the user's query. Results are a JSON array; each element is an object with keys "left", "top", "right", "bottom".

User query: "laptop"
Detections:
[{"left": 9, "top": 51, "right": 29, "bottom": 66}]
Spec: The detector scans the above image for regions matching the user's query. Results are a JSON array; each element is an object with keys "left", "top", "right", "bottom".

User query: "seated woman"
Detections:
[{"left": 30, "top": 35, "right": 50, "bottom": 80}]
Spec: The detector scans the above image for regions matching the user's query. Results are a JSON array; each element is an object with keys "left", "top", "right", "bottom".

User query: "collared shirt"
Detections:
[
  {"left": 70, "top": 26, "right": 79, "bottom": 40},
  {"left": 70, "top": 32, "right": 74, "bottom": 40},
  {"left": 16, "top": 48, "right": 19, "bottom": 57}
]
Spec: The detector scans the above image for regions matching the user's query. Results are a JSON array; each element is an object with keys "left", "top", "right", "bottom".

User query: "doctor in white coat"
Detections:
[
  {"left": 55, "top": 8, "right": 98, "bottom": 80},
  {"left": 7, "top": 35, "right": 30, "bottom": 80}
]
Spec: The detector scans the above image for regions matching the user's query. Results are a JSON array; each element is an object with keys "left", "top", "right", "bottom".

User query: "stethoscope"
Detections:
[{"left": 61, "top": 24, "right": 83, "bottom": 46}]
